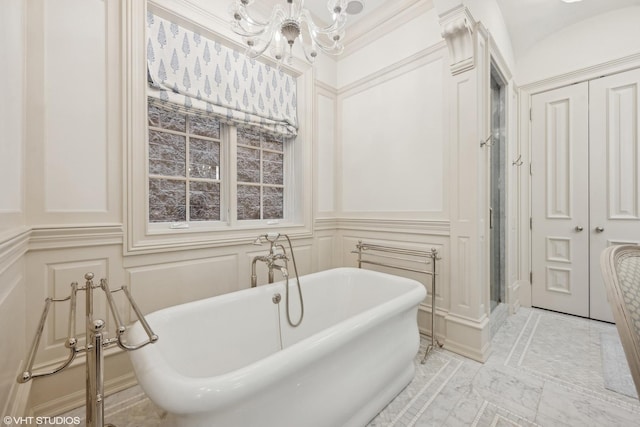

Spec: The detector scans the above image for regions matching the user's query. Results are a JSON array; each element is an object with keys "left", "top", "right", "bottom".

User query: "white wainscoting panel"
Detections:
[
  {"left": 127, "top": 255, "right": 239, "bottom": 316},
  {"left": 316, "top": 235, "right": 336, "bottom": 272},
  {"left": 340, "top": 56, "right": 445, "bottom": 214},
  {"left": 47, "top": 260, "right": 109, "bottom": 345},
  {"left": 316, "top": 91, "right": 336, "bottom": 214},
  {"left": 0, "top": 263, "right": 26, "bottom": 419},
  {"left": 43, "top": 0, "right": 108, "bottom": 213},
  {"left": 0, "top": 0, "right": 24, "bottom": 215}
]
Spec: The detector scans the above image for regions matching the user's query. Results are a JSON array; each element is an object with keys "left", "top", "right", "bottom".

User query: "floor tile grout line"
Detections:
[
  {"left": 504, "top": 310, "right": 535, "bottom": 367},
  {"left": 406, "top": 358, "right": 464, "bottom": 427},
  {"left": 523, "top": 366, "right": 640, "bottom": 414},
  {"left": 516, "top": 313, "right": 542, "bottom": 367},
  {"left": 484, "top": 400, "right": 542, "bottom": 427},
  {"left": 470, "top": 399, "right": 490, "bottom": 427},
  {"left": 388, "top": 360, "right": 451, "bottom": 426}
]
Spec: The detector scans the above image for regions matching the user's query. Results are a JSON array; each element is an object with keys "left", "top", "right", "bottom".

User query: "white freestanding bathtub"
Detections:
[{"left": 128, "top": 267, "right": 426, "bottom": 427}]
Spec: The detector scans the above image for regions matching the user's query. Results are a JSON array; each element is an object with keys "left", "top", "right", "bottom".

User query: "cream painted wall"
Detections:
[
  {"left": 516, "top": 6, "right": 640, "bottom": 85},
  {"left": 0, "top": 0, "right": 28, "bottom": 420},
  {"left": 316, "top": 92, "right": 336, "bottom": 215},
  {"left": 340, "top": 56, "right": 445, "bottom": 215},
  {"left": 25, "top": 0, "right": 121, "bottom": 227},
  {"left": 337, "top": 8, "right": 442, "bottom": 88},
  {"left": 0, "top": 0, "right": 25, "bottom": 229},
  {"left": 43, "top": 0, "right": 107, "bottom": 213}
]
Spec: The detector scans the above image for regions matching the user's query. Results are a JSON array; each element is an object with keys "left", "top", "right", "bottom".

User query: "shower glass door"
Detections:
[{"left": 490, "top": 65, "right": 506, "bottom": 312}]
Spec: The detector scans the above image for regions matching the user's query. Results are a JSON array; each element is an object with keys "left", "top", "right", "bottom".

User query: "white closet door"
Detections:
[
  {"left": 589, "top": 68, "right": 640, "bottom": 322},
  {"left": 531, "top": 82, "right": 590, "bottom": 317}
]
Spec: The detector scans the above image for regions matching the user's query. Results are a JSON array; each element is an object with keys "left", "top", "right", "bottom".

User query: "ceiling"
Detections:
[
  {"left": 495, "top": 0, "right": 640, "bottom": 58},
  {"left": 259, "top": 0, "right": 640, "bottom": 59}
]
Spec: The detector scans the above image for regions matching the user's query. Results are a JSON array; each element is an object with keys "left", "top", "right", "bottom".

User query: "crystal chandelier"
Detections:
[{"left": 230, "top": 0, "right": 363, "bottom": 64}]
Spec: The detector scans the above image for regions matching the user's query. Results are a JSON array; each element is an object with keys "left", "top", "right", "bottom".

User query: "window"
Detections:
[
  {"left": 125, "top": 4, "right": 312, "bottom": 253},
  {"left": 236, "top": 126, "right": 285, "bottom": 220},
  {"left": 147, "top": 100, "right": 287, "bottom": 225}
]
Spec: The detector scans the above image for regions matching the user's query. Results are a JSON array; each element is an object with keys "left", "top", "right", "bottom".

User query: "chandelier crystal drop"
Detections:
[{"left": 230, "top": 0, "right": 355, "bottom": 65}]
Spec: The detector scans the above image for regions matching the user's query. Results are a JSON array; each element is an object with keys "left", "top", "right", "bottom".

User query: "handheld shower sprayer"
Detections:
[{"left": 252, "top": 232, "right": 281, "bottom": 245}]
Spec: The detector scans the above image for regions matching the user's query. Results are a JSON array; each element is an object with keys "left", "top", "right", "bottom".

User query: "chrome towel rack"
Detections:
[
  {"left": 17, "top": 273, "right": 158, "bottom": 427},
  {"left": 352, "top": 241, "right": 442, "bottom": 363}
]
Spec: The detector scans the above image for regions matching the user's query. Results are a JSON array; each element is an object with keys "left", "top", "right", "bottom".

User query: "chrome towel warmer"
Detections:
[
  {"left": 352, "top": 241, "right": 442, "bottom": 363},
  {"left": 17, "top": 273, "right": 158, "bottom": 427}
]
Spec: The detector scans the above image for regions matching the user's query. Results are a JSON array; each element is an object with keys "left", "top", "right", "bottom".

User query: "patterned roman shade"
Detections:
[{"left": 146, "top": 12, "right": 298, "bottom": 137}]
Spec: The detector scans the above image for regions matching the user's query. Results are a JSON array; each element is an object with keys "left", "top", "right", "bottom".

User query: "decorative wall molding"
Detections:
[
  {"left": 341, "top": 0, "right": 435, "bottom": 58},
  {"left": 316, "top": 217, "right": 451, "bottom": 236},
  {"left": 29, "top": 225, "right": 124, "bottom": 251},
  {"left": 338, "top": 41, "right": 447, "bottom": 96},
  {"left": 315, "top": 80, "right": 338, "bottom": 96},
  {"left": 438, "top": 5, "right": 476, "bottom": 75},
  {"left": 0, "top": 227, "right": 29, "bottom": 276},
  {"left": 519, "top": 52, "right": 640, "bottom": 94}
]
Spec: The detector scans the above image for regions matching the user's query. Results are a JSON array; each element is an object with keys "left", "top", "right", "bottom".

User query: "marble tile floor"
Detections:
[{"left": 58, "top": 307, "right": 640, "bottom": 426}]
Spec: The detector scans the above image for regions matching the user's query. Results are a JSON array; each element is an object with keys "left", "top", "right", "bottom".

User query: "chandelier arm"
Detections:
[
  {"left": 232, "top": 4, "right": 286, "bottom": 36},
  {"left": 299, "top": 9, "right": 347, "bottom": 35},
  {"left": 244, "top": 17, "right": 285, "bottom": 59}
]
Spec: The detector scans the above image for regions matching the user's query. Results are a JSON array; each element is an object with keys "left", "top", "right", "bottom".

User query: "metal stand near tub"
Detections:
[
  {"left": 352, "top": 241, "right": 442, "bottom": 363},
  {"left": 17, "top": 273, "right": 158, "bottom": 427}
]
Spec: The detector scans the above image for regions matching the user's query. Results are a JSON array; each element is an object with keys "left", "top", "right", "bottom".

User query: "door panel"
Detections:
[
  {"left": 589, "top": 68, "right": 640, "bottom": 322},
  {"left": 531, "top": 82, "right": 590, "bottom": 317}
]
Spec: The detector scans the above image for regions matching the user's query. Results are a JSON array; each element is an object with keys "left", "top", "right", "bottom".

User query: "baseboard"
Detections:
[
  {"left": 509, "top": 280, "right": 526, "bottom": 314},
  {"left": 28, "top": 350, "right": 136, "bottom": 418},
  {"left": 1, "top": 369, "right": 32, "bottom": 425},
  {"left": 442, "top": 312, "right": 491, "bottom": 362},
  {"left": 31, "top": 371, "right": 137, "bottom": 418}
]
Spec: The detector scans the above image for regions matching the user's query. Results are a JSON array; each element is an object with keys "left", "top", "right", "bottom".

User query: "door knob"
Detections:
[
  {"left": 595, "top": 226, "right": 605, "bottom": 233},
  {"left": 575, "top": 226, "right": 584, "bottom": 232}
]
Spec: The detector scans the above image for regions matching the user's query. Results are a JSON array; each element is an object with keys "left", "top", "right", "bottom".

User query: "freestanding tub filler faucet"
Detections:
[{"left": 251, "top": 232, "right": 304, "bottom": 327}]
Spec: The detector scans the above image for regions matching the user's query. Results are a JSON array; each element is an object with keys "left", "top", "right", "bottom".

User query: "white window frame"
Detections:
[{"left": 123, "top": 1, "right": 312, "bottom": 254}]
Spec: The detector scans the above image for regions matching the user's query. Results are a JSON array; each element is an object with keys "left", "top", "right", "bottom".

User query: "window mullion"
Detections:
[
  {"left": 185, "top": 117, "right": 191, "bottom": 222},
  {"left": 259, "top": 138, "right": 264, "bottom": 220},
  {"left": 227, "top": 125, "right": 238, "bottom": 226}
]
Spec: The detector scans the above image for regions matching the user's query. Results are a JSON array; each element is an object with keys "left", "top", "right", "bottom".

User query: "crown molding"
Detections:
[{"left": 341, "top": 0, "right": 435, "bottom": 58}]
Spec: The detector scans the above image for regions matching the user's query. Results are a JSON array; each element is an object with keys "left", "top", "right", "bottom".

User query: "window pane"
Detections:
[
  {"left": 237, "top": 146, "right": 260, "bottom": 183},
  {"left": 190, "top": 181, "right": 220, "bottom": 221},
  {"left": 237, "top": 126, "right": 261, "bottom": 147},
  {"left": 263, "top": 187, "right": 283, "bottom": 219},
  {"left": 237, "top": 185, "right": 261, "bottom": 220},
  {"left": 190, "top": 115, "right": 220, "bottom": 139},
  {"left": 263, "top": 151, "right": 283, "bottom": 185},
  {"left": 263, "top": 134, "right": 284, "bottom": 152},
  {"left": 190, "top": 138, "right": 220, "bottom": 179},
  {"left": 149, "top": 130, "right": 186, "bottom": 176},
  {"left": 149, "top": 178, "right": 186, "bottom": 222},
  {"left": 148, "top": 102, "right": 186, "bottom": 132}
]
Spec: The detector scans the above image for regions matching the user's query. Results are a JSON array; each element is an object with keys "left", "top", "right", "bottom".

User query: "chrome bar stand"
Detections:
[
  {"left": 352, "top": 241, "right": 442, "bottom": 363},
  {"left": 17, "top": 273, "right": 158, "bottom": 427}
]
